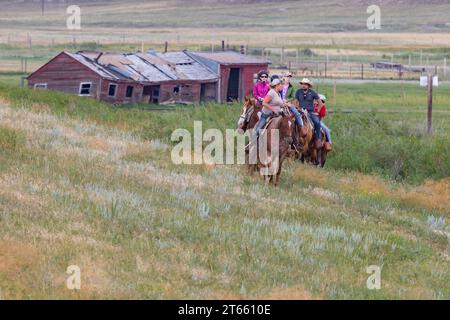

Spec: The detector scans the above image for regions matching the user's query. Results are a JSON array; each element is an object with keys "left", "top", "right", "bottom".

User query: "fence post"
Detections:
[
  {"left": 427, "top": 74, "right": 433, "bottom": 134},
  {"left": 281, "top": 46, "right": 284, "bottom": 64},
  {"left": 333, "top": 81, "right": 336, "bottom": 106},
  {"left": 444, "top": 57, "right": 447, "bottom": 78},
  {"left": 361, "top": 64, "right": 364, "bottom": 80}
]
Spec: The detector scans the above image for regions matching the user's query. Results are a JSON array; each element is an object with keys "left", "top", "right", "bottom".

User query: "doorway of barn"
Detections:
[
  {"left": 200, "top": 83, "right": 216, "bottom": 103},
  {"left": 227, "top": 68, "right": 240, "bottom": 102},
  {"left": 143, "top": 85, "right": 160, "bottom": 104}
]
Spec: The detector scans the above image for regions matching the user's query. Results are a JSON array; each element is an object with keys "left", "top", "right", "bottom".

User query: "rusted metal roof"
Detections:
[
  {"left": 65, "top": 52, "right": 120, "bottom": 80},
  {"left": 67, "top": 50, "right": 218, "bottom": 83},
  {"left": 156, "top": 51, "right": 218, "bottom": 81},
  {"left": 191, "top": 51, "right": 271, "bottom": 65}
]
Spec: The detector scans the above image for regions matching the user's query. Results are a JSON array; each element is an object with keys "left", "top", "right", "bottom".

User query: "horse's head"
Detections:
[
  {"left": 279, "top": 108, "right": 295, "bottom": 145},
  {"left": 237, "top": 96, "right": 254, "bottom": 129}
]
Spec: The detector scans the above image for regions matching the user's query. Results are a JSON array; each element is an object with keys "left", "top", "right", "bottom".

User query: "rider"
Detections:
[
  {"left": 253, "top": 70, "right": 270, "bottom": 106},
  {"left": 281, "top": 72, "right": 306, "bottom": 137},
  {"left": 253, "top": 78, "right": 285, "bottom": 138},
  {"left": 295, "top": 78, "right": 324, "bottom": 149},
  {"left": 316, "top": 94, "right": 332, "bottom": 151}
]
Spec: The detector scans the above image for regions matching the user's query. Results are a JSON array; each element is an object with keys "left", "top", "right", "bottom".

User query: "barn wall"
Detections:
[
  {"left": 100, "top": 81, "right": 142, "bottom": 104},
  {"left": 160, "top": 81, "right": 208, "bottom": 103},
  {"left": 27, "top": 53, "right": 101, "bottom": 97}
]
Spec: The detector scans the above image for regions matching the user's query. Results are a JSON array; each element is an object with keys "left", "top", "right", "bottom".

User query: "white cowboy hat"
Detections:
[
  {"left": 299, "top": 78, "right": 313, "bottom": 87},
  {"left": 319, "top": 94, "right": 326, "bottom": 101}
]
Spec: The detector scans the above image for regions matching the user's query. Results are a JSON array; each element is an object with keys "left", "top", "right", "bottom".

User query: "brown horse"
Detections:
[
  {"left": 293, "top": 109, "right": 329, "bottom": 167},
  {"left": 257, "top": 108, "right": 295, "bottom": 186},
  {"left": 237, "top": 96, "right": 262, "bottom": 133}
]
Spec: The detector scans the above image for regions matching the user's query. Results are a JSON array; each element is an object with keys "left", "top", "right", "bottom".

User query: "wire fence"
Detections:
[{"left": 1, "top": 34, "right": 449, "bottom": 81}]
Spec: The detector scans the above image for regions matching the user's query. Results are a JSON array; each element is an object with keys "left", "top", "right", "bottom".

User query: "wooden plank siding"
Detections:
[{"left": 27, "top": 52, "right": 102, "bottom": 98}]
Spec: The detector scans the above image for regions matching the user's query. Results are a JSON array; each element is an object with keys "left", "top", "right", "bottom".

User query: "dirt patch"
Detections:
[{"left": 0, "top": 240, "right": 40, "bottom": 277}]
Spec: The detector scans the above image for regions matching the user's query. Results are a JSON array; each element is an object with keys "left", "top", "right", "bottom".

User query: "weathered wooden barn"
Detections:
[{"left": 27, "top": 50, "right": 270, "bottom": 104}]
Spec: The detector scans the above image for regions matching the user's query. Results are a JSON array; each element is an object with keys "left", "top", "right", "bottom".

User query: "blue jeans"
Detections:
[
  {"left": 309, "top": 113, "right": 321, "bottom": 140},
  {"left": 289, "top": 106, "right": 304, "bottom": 127},
  {"left": 321, "top": 122, "right": 331, "bottom": 144},
  {"left": 253, "top": 112, "right": 271, "bottom": 139}
]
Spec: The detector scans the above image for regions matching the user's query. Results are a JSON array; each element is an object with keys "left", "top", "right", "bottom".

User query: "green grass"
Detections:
[
  {"left": 0, "top": 83, "right": 448, "bottom": 300},
  {"left": 0, "top": 82, "right": 448, "bottom": 183}
]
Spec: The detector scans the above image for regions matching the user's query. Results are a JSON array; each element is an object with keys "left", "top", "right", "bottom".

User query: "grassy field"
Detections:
[
  {"left": 1, "top": 0, "right": 449, "bottom": 80},
  {"left": 1, "top": 0, "right": 450, "bottom": 44},
  {"left": 0, "top": 82, "right": 448, "bottom": 299}
]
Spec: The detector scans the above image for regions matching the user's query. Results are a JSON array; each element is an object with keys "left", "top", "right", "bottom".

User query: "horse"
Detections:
[
  {"left": 237, "top": 97, "right": 263, "bottom": 173},
  {"left": 256, "top": 108, "right": 295, "bottom": 186},
  {"left": 237, "top": 96, "right": 262, "bottom": 133},
  {"left": 293, "top": 108, "right": 329, "bottom": 167}
]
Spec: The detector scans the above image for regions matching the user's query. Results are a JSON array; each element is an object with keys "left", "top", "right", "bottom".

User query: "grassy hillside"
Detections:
[{"left": 0, "top": 84, "right": 448, "bottom": 299}]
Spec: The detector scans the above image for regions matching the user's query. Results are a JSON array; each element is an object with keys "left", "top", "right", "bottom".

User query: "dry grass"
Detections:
[
  {"left": 0, "top": 98, "right": 448, "bottom": 299},
  {"left": 294, "top": 166, "right": 449, "bottom": 212}
]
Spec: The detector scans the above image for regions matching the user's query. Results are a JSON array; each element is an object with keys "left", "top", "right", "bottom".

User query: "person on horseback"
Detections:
[
  {"left": 317, "top": 94, "right": 332, "bottom": 151},
  {"left": 295, "top": 78, "right": 324, "bottom": 149},
  {"left": 253, "top": 70, "right": 270, "bottom": 105},
  {"left": 281, "top": 72, "right": 306, "bottom": 137},
  {"left": 253, "top": 78, "right": 285, "bottom": 138}
]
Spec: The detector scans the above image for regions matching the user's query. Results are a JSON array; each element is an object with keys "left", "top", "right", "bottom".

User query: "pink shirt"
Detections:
[{"left": 253, "top": 81, "right": 270, "bottom": 100}]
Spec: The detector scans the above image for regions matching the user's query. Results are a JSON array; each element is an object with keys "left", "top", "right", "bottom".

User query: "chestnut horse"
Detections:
[
  {"left": 237, "top": 96, "right": 261, "bottom": 133},
  {"left": 257, "top": 108, "right": 295, "bottom": 186},
  {"left": 293, "top": 108, "right": 329, "bottom": 167}
]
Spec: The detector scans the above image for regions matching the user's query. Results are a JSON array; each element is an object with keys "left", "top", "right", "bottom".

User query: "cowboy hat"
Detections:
[
  {"left": 283, "top": 71, "right": 293, "bottom": 78},
  {"left": 299, "top": 78, "right": 313, "bottom": 87}
]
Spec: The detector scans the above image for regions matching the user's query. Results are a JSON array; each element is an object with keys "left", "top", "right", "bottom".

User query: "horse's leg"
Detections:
[
  {"left": 321, "top": 149, "right": 328, "bottom": 168},
  {"left": 274, "top": 161, "right": 283, "bottom": 186},
  {"left": 316, "top": 149, "right": 322, "bottom": 167}
]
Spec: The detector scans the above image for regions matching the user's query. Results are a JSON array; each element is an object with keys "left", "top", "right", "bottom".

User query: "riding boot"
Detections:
[{"left": 315, "top": 138, "right": 323, "bottom": 149}]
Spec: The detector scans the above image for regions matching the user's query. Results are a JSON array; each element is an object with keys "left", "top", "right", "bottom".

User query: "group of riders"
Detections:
[{"left": 251, "top": 70, "right": 332, "bottom": 152}]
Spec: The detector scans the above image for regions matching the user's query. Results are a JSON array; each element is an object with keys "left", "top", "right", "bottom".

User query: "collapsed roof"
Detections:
[{"left": 67, "top": 50, "right": 219, "bottom": 83}]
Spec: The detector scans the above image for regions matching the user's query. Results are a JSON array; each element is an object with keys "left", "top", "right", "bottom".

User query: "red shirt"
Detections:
[{"left": 314, "top": 102, "right": 327, "bottom": 119}]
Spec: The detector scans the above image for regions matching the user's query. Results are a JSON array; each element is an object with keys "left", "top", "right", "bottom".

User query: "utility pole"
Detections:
[{"left": 41, "top": 0, "right": 45, "bottom": 15}]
